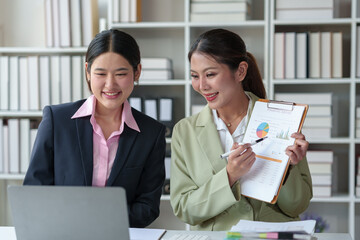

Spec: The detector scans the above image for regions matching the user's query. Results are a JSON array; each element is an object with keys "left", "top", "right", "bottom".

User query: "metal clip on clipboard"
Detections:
[{"left": 267, "top": 100, "right": 294, "bottom": 111}]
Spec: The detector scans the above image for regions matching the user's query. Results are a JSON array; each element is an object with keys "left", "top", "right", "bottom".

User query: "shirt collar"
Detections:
[{"left": 71, "top": 95, "right": 140, "bottom": 133}]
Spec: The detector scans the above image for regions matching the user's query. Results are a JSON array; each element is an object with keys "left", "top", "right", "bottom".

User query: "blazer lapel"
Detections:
[
  {"left": 75, "top": 117, "right": 94, "bottom": 186},
  {"left": 107, "top": 125, "right": 138, "bottom": 186},
  {"left": 196, "top": 106, "right": 227, "bottom": 173}
]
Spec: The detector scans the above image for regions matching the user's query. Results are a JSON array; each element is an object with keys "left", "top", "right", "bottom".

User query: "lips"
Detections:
[{"left": 204, "top": 92, "right": 218, "bottom": 102}]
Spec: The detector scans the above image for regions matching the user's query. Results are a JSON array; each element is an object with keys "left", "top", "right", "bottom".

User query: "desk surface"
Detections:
[
  {"left": 162, "top": 230, "right": 353, "bottom": 240},
  {"left": 0, "top": 227, "right": 353, "bottom": 240}
]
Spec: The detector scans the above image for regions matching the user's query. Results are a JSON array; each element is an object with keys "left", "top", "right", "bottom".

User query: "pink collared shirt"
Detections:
[{"left": 72, "top": 95, "right": 140, "bottom": 187}]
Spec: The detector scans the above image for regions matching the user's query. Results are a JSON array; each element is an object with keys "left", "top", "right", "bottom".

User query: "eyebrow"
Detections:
[
  {"left": 190, "top": 67, "right": 218, "bottom": 73},
  {"left": 94, "top": 67, "right": 129, "bottom": 71}
]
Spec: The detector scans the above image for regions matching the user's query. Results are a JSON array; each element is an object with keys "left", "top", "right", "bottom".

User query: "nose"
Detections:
[
  {"left": 199, "top": 76, "right": 208, "bottom": 91},
  {"left": 105, "top": 74, "right": 116, "bottom": 88}
]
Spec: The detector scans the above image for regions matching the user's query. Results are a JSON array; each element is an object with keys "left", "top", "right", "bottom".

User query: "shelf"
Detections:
[
  {"left": 0, "top": 111, "right": 42, "bottom": 118},
  {"left": 0, "top": 174, "right": 25, "bottom": 180},
  {"left": 111, "top": 22, "right": 186, "bottom": 28},
  {"left": 273, "top": 18, "right": 353, "bottom": 25},
  {"left": 0, "top": 47, "right": 87, "bottom": 54},
  {"left": 272, "top": 79, "right": 353, "bottom": 84}
]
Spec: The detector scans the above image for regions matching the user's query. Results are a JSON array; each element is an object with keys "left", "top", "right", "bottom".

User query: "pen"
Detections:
[
  {"left": 226, "top": 231, "right": 311, "bottom": 240},
  {"left": 220, "top": 136, "right": 268, "bottom": 159}
]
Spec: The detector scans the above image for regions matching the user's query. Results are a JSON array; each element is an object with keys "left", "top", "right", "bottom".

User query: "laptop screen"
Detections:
[{"left": 7, "top": 185, "right": 130, "bottom": 240}]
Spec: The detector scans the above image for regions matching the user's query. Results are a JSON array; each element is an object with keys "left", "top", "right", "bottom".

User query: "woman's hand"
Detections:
[
  {"left": 226, "top": 143, "right": 256, "bottom": 187},
  {"left": 285, "top": 132, "right": 309, "bottom": 166}
]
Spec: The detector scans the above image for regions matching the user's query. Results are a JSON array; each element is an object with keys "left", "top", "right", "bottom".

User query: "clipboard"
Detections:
[{"left": 239, "top": 99, "right": 308, "bottom": 204}]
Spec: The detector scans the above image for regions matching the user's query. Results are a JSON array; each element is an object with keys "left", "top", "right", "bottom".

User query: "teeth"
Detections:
[
  {"left": 104, "top": 92, "right": 118, "bottom": 96},
  {"left": 208, "top": 93, "right": 217, "bottom": 97}
]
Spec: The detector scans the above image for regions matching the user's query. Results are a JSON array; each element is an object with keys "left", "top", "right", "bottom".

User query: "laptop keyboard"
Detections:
[{"left": 167, "top": 233, "right": 211, "bottom": 240}]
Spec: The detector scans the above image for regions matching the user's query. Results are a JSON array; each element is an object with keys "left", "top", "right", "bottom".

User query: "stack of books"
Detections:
[
  {"left": 45, "top": 0, "right": 99, "bottom": 47},
  {"left": 275, "top": 0, "right": 333, "bottom": 20},
  {"left": 140, "top": 58, "right": 173, "bottom": 81},
  {"left": 274, "top": 31, "right": 342, "bottom": 79},
  {"left": 111, "top": 0, "right": 141, "bottom": 23},
  {"left": 307, "top": 150, "right": 333, "bottom": 197},
  {"left": 274, "top": 93, "right": 332, "bottom": 140},
  {"left": 190, "top": 0, "right": 252, "bottom": 22},
  {"left": 0, "top": 119, "right": 39, "bottom": 175},
  {"left": 356, "top": 156, "right": 360, "bottom": 197}
]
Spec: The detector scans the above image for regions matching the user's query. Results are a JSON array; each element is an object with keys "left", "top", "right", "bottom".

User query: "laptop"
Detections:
[{"left": 7, "top": 185, "right": 130, "bottom": 240}]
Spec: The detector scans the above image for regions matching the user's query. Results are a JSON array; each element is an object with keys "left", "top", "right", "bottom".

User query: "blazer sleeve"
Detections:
[
  {"left": 24, "top": 106, "right": 55, "bottom": 185},
  {"left": 128, "top": 124, "right": 166, "bottom": 228},
  {"left": 275, "top": 156, "right": 313, "bottom": 217}
]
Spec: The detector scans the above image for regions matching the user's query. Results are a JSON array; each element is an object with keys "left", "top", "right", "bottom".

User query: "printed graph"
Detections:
[{"left": 256, "top": 122, "right": 269, "bottom": 138}]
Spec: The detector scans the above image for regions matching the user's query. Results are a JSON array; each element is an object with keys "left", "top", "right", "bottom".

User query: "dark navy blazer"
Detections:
[{"left": 24, "top": 99, "right": 166, "bottom": 228}]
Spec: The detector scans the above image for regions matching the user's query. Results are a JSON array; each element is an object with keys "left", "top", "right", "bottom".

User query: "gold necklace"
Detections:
[{"left": 220, "top": 108, "right": 247, "bottom": 128}]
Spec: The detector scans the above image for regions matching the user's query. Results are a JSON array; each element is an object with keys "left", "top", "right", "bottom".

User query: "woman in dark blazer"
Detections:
[{"left": 24, "top": 29, "right": 166, "bottom": 228}]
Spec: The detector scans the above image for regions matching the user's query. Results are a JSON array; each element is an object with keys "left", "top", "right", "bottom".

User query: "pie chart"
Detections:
[{"left": 256, "top": 122, "right": 269, "bottom": 138}]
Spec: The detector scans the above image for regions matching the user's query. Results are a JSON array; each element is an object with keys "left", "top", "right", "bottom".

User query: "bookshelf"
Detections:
[{"left": 0, "top": 0, "right": 359, "bottom": 239}]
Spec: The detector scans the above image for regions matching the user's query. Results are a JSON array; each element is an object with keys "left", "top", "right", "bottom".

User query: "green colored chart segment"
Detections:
[{"left": 256, "top": 122, "right": 269, "bottom": 138}]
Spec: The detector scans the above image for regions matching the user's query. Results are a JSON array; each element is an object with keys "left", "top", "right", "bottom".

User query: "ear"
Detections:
[
  {"left": 134, "top": 63, "right": 142, "bottom": 82},
  {"left": 85, "top": 62, "right": 90, "bottom": 82},
  {"left": 236, "top": 61, "right": 248, "bottom": 82}
]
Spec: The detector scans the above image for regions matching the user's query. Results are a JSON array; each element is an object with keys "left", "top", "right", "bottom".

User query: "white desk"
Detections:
[
  {"left": 161, "top": 230, "right": 353, "bottom": 240},
  {"left": 0, "top": 227, "right": 353, "bottom": 240}
]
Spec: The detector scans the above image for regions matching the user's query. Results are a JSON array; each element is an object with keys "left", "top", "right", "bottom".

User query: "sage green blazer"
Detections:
[{"left": 170, "top": 92, "right": 312, "bottom": 231}]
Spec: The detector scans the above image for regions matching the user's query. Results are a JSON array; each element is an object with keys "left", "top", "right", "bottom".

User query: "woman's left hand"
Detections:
[{"left": 285, "top": 132, "right": 309, "bottom": 166}]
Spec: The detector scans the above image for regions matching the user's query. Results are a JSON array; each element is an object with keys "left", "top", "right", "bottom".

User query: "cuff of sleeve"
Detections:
[{"left": 231, "top": 180, "right": 241, "bottom": 201}]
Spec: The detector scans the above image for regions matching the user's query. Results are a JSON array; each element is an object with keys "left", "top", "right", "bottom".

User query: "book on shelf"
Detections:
[
  {"left": 144, "top": 98, "right": 158, "bottom": 120},
  {"left": 71, "top": 56, "right": 83, "bottom": 102},
  {"left": 28, "top": 56, "right": 40, "bottom": 111},
  {"left": 190, "top": 1, "right": 250, "bottom": 13},
  {"left": 120, "top": 0, "right": 130, "bottom": 22},
  {"left": 190, "top": 12, "right": 249, "bottom": 22},
  {"left": 45, "top": 0, "right": 53, "bottom": 47},
  {"left": 307, "top": 105, "right": 331, "bottom": 116},
  {"left": 312, "top": 185, "right": 331, "bottom": 197},
  {"left": 159, "top": 98, "right": 174, "bottom": 138},
  {"left": 296, "top": 32, "right": 309, "bottom": 79},
  {"left": 129, "top": 97, "right": 143, "bottom": 112},
  {"left": 306, "top": 150, "right": 333, "bottom": 163},
  {"left": 20, "top": 119, "right": 30, "bottom": 174},
  {"left": 130, "top": 0, "right": 142, "bottom": 22},
  {"left": 52, "top": 0, "right": 61, "bottom": 47},
  {"left": 50, "top": 56, "right": 61, "bottom": 105},
  {"left": 114, "top": 0, "right": 141, "bottom": 23},
  {"left": 141, "top": 58, "right": 172, "bottom": 70},
  {"left": 81, "top": 0, "right": 99, "bottom": 46},
  {"left": 276, "top": 0, "right": 333, "bottom": 9},
  {"left": 3, "top": 123, "right": 9, "bottom": 173},
  {"left": 140, "top": 69, "right": 173, "bottom": 80},
  {"left": 309, "top": 32, "right": 321, "bottom": 78},
  {"left": 9, "top": 56, "right": 19, "bottom": 111},
  {"left": 332, "top": 32, "right": 343, "bottom": 78},
  {"left": 274, "top": 32, "right": 285, "bottom": 79},
  {"left": 285, "top": 32, "right": 296, "bottom": 79},
  {"left": 308, "top": 162, "right": 332, "bottom": 175},
  {"left": 275, "top": 92, "right": 332, "bottom": 105},
  {"left": 163, "top": 156, "right": 171, "bottom": 195},
  {"left": 311, "top": 174, "right": 331, "bottom": 185},
  {"left": 320, "top": 32, "right": 331, "bottom": 78},
  {"left": 0, "top": 56, "right": 9, "bottom": 110},
  {"left": 19, "top": 56, "right": 29, "bottom": 111},
  {"left": 0, "top": 119, "right": 3, "bottom": 173},
  {"left": 304, "top": 116, "right": 332, "bottom": 128},
  {"left": 276, "top": 9, "right": 333, "bottom": 20},
  {"left": 59, "top": 0, "right": 71, "bottom": 47},
  {"left": 8, "top": 119, "right": 20, "bottom": 174},
  {"left": 112, "top": 0, "right": 120, "bottom": 23},
  {"left": 357, "top": 26, "right": 360, "bottom": 77},
  {"left": 301, "top": 127, "right": 331, "bottom": 139},
  {"left": 60, "top": 56, "right": 72, "bottom": 103},
  {"left": 39, "top": 56, "right": 51, "bottom": 109},
  {"left": 70, "top": 0, "right": 82, "bottom": 47}
]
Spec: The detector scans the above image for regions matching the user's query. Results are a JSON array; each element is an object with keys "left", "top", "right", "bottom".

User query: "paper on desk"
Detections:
[
  {"left": 230, "top": 220, "right": 316, "bottom": 235},
  {"left": 130, "top": 228, "right": 166, "bottom": 240}
]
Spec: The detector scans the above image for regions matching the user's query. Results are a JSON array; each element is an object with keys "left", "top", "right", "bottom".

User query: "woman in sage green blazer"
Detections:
[{"left": 170, "top": 29, "right": 312, "bottom": 231}]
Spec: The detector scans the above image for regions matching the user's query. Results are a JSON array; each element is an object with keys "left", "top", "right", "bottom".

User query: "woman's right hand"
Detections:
[{"left": 226, "top": 143, "right": 256, "bottom": 187}]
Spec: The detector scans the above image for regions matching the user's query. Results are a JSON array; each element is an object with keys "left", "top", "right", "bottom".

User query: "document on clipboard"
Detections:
[{"left": 240, "top": 99, "right": 308, "bottom": 204}]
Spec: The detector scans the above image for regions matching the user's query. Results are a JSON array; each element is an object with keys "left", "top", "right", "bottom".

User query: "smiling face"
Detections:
[
  {"left": 190, "top": 52, "right": 247, "bottom": 111},
  {"left": 86, "top": 52, "right": 140, "bottom": 113}
]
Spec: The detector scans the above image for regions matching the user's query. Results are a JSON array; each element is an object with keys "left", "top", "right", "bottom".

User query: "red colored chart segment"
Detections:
[{"left": 256, "top": 122, "right": 269, "bottom": 138}]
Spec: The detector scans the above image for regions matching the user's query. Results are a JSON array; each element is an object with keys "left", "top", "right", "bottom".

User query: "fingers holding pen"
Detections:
[{"left": 226, "top": 143, "right": 256, "bottom": 186}]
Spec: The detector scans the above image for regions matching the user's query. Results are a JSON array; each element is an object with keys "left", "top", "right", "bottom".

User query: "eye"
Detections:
[
  {"left": 191, "top": 74, "right": 198, "bottom": 80},
  {"left": 95, "top": 73, "right": 106, "bottom": 76},
  {"left": 116, "top": 73, "right": 127, "bottom": 76},
  {"left": 206, "top": 73, "right": 215, "bottom": 78}
]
